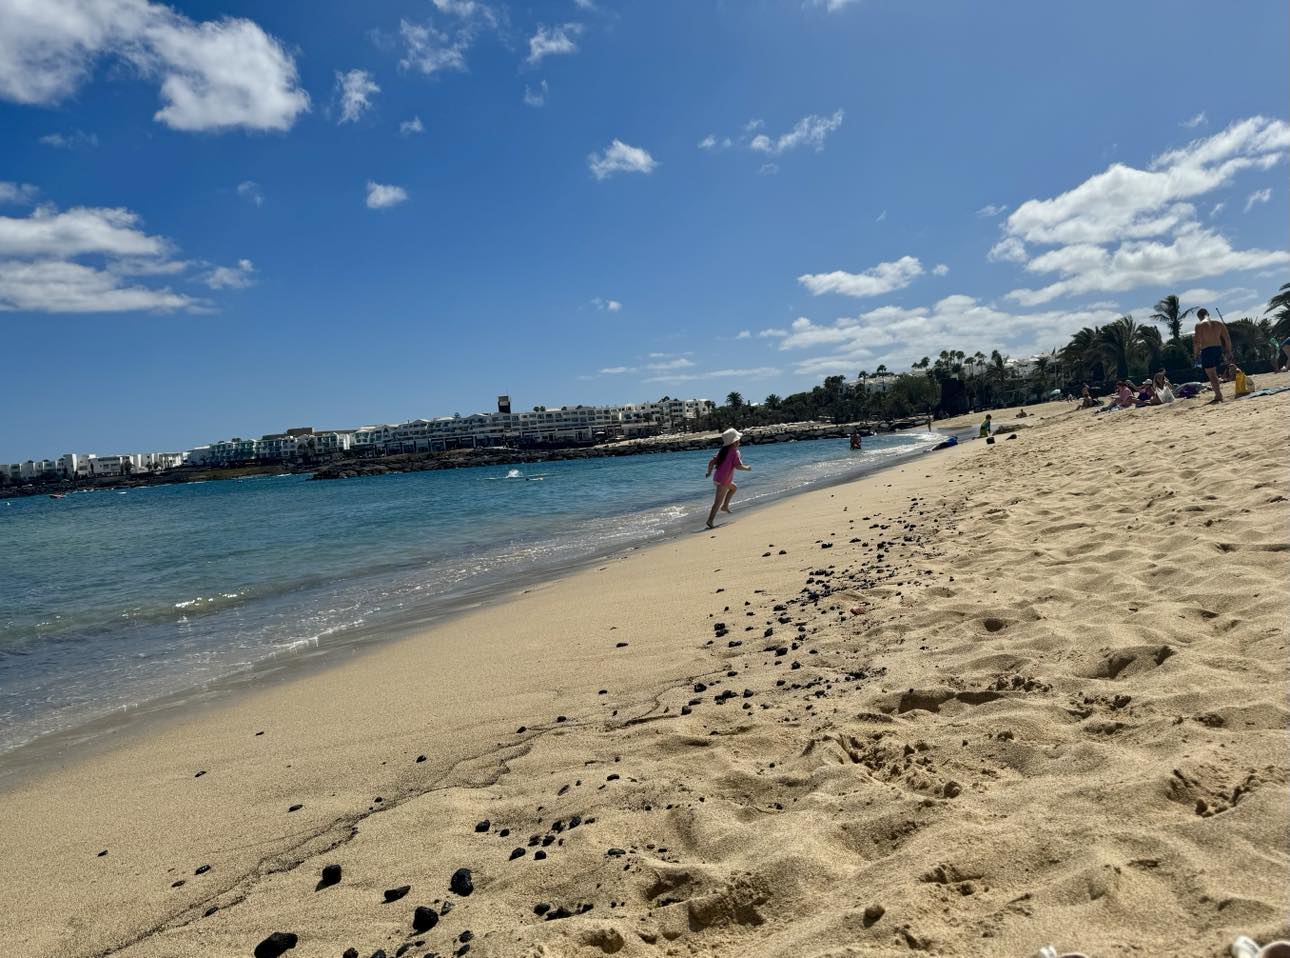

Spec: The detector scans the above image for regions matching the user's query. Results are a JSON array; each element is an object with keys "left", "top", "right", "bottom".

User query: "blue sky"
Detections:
[{"left": 1, "top": 0, "right": 1286, "bottom": 460}]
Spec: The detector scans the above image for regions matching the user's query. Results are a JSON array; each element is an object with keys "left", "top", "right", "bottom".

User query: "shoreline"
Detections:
[
  {"left": 0, "top": 424, "right": 965, "bottom": 785},
  {"left": 3, "top": 391, "right": 1282, "bottom": 957}
]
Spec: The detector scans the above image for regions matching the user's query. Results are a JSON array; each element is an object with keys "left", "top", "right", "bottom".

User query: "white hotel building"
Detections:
[{"left": 3, "top": 397, "right": 716, "bottom": 480}]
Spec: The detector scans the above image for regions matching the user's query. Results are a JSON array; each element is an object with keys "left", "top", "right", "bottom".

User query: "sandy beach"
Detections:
[{"left": 3, "top": 382, "right": 1287, "bottom": 958}]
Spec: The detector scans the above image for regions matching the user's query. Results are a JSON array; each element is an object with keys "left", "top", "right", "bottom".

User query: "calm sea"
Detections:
[{"left": 0, "top": 432, "right": 940, "bottom": 754}]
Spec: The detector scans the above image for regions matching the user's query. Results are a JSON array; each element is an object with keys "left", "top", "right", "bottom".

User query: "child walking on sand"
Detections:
[{"left": 705, "top": 428, "right": 752, "bottom": 529}]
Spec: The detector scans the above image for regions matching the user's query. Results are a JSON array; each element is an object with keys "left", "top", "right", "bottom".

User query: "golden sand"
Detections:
[{"left": 2, "top": 379, "right": 1287, "bottom": 957}]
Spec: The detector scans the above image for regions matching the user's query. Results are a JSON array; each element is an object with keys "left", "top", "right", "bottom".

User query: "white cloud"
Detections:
[
  {"left": 735, "top": 330, "right": 751, "bottom": 339},
  {"left": 932, "top": 263, "right": 949, "bottom": 276},
  {"left": 698, "top": 134, "right": 716, "bottom": 150},
  {"left": 398, "top": 3, "right": 497, "bottom": 77},
  {"left": 758, "top": 328, "right": 788, "bottom": 338},
  {"left": 588, "top": 139, "right": 657, "bottom": 180},
  {"left": 1006, "top": 224, "right": 1289, "bottom": 306},
  {"left": 39, "top": 129, "right": 98, "bottom": 149},
  {"left": 798, "top": 255, "right": 924, "bottom": 298},
  {"left": 996, "top": 116, "right": 1290, "bottom": 304},
  {"left": 643, "top": 366, "right": 778, "bottom": 384},
  {"left": 236, "top": 180, "right": 263, "bottom": 206},
  {"left": 976, "top": 203, "right": 1007, "bottom": 218},
  {"left": 400, "top": 115, "right": 425, "bottom": 135},
  {"left": 591, "top": 297, "right": 621, "bottom": 312},
  {"left": 336, "top": 69, "right": 379, "bottom": 123},
  {"left": 874, "top": 210, "right": 886, "bottom": 223},
  {"left": 645, "top": 356, "right": 694, "bottom": 371},
  {"left": 0, "top": 201, "right": 211, "bottom": 313},
  {"left": 1182, "top": 111, "right": 1208, "bottom": 129},
  {"left": 1209, "top": 201, "right": 1225, "bottom": 217},
  {"left": 777, "top": 295, "right": 1125, "bottom": 378},
  {"left": 748, "top": 109, "right": 844, "bottom": 155},
  {"left": 523, "top": 80, "right": 547, "bottom": 107},
  {"left": 574, "top": 0, "right": 597, "bottom": 8},
  {"left": 758, "top": 162, "right": 779, "bottom": 176},
  {"left": 205, "top": 257, "right": 254, "bottom": 289},
  {"left": 527, "top": 23, "right": 582, "bottom": 64},
  {"left": 813, "top": 0, "right": 861, "bottom": 11},
  {"left": 988, "top": 236, "right": 1027, "bottom": 263},
  {"left": 365, "top": 181, "right": 409, "bottom": 209},
  {"left": 0, "top": 0, "right": 310, "bottom": 132},
  {"left": 1001, "top": 116, "right": 1287, "bottom": 248},
  {"left": 0, "top": 206, "right": 170, "bottom": 258},
  {"left": 599, "top": 365, "right": 632, "bottom": 374},
  {"left": 0, "top": 182, "right": 39, "bottom": 205},
  {"left": 0, "top": 259, "right": 194, "bottom": 313},
  {"left": 1244, "top": 187, "right": 1272, "bottom": 212}
]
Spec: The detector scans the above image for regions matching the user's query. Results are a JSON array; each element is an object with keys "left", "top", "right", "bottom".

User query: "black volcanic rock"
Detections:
[
  {"left": 253, "top": 931, "right": 298, "bottom": 958},
  {"left": 383, "top": 884, "right": 411, "bottom": 903},
  {"left": 412, "top": 905, "right": 439, "bottom": 932},
  {"left": 450, "top": 868, "right": 474, "bottom": 896},
  {"left": 316, "top": 863, "right": 341, "bottom": 890}
]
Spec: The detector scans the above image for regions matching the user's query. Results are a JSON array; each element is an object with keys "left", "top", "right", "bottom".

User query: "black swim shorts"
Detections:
[{"left": 1200, "top": 345, "right": 1223, "bottom": 369}]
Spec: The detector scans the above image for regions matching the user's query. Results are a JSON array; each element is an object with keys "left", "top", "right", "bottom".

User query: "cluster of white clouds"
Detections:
[
  {"left": 236, "top": 180, "right": 264, "bottom": 207},
  {"left": 39, "top": 129, "right": 98, "bottom": 150},
  {"left": 588, "top": 140, "right": 658, "bottom": 180},
  {"left": 0, "top": 0, "right": 309, "bottom": 131},
  {"left": 0, "top": 189, "right": 253, "bottom": 313},
  {"left": 397, "top": 0, "right": 500, "bottom": 76},
  {"left": 699, "top": 111, "right": 844, "bottom": 163},
  {"left": 992, "top": 116, "right": 1288, "bottom": 305},
  {"left": 759, "top": 296, "right": 1126, "bottom": 378},
  {"left": 591, "top": 297, "right": 622, "bottom": 312}
]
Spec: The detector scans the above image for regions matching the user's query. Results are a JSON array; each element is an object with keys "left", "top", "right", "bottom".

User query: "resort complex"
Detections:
[{"left": 0, "top": 396, "right": 716, "bottom": 482}]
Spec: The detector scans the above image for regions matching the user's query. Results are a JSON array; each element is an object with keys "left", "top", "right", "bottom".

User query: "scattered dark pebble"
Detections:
[
  {"left": 534, "top": 850, "right": 547, "bottom": 861},
  {"left": 384, "top": 885, "right": 411, "bottom": 903},
  {"left": 195, "top": 864, "right": 211, "bottom": 875},
  {"left": 97, "top": 850, "right": 108, "bottom": 857},
  {"left": 253, "top": 931, "right": 298, "bottom": 958},
  {"left": 287, "top": 804, "right": 303, "bottom": 813},
  {"left": 415, "top": 755, "right": 427, "bottom": 763},
  {"left": 203, "top": 905, "right": 219, "bottom": 917},
  {"left": 474, "top": 819, "right": 490, "bottom": 833},
  {"left": 412, "top": 905, "right": 439, "bottom": 932},
  {"left": 863, "top": 903, "right": 885, "bottom": 926},
  {"left": 316, "top": 863, "right": 341, "bottom": 891},
  {"left": 450, "top": 868, "right": 474, "bottom": 897},
  {"left": 194, "top": 770, "right": 206, "bottom": 778},
  {"left": 510, "top": 847, "right": 525, "bottom": 860}
]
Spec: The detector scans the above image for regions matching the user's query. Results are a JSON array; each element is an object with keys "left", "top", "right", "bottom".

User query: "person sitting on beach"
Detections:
[
  {"left": 1192, "top": 308, "right": 1233, "bottom": 403},
  {"left": 1079, "top": 385, "right": 1097, "bottom": 409},
  {"left": 1149, "top": 372, "right": 1175, "bottom": 405},
  {"left": 705, "top": 428, "right": 751, "bottom": 529},
  {"left": 979, "top": 413, "right": 993, "bottom": 437}
]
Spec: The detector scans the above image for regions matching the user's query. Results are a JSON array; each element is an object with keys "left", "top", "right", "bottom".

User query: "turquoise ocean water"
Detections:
[{"left": 0, "top": 432, "right": 940, "bottom": 754}]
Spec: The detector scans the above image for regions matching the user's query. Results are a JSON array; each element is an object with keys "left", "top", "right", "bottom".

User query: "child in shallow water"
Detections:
[{"left": 705, "top": 428, "right": 752, "bottom": 529}]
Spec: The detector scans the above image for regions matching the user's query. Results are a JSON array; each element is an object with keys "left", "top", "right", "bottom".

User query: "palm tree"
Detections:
[
  {"left": 1265, "top": 282, "right": 1290, "bottom": 337},
  {"left": 1150, "top": 294, "right": 1196, "bottom": 342},
  {"left": 1097, "top": 314, "right": 1149, "bottom": 379},
  {"left": 725, "top": 391, "right": 744, "bottom": 410},
  {"left": 764, "top": 393, "right": 782, "bottom": 410},
  {"left": 1061, "top": 326, "right": 1102, "bottom": 381}
]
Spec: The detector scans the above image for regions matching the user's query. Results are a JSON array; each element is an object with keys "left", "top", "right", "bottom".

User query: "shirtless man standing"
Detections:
[{"left": 1192, "top": 308, "right": 1233, "bottom": 402}]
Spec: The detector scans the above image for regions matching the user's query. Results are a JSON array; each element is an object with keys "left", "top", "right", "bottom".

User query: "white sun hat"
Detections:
[{"left": 720, "top": 427, "right": 742, "bottom": 446}]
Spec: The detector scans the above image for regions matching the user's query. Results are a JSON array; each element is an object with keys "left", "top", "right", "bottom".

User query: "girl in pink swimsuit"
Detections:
[{"left": 704, "top": 428, "right": 752, "bottom": 529}]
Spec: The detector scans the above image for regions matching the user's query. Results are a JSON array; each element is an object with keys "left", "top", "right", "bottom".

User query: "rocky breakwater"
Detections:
[{"left": 309, "top": 420, "right": 911, "bottom": 481}]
